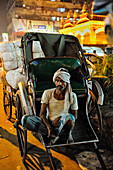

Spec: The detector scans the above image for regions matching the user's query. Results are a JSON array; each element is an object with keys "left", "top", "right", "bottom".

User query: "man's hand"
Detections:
[
  {"left": 47, "top": 126, "right": 56, "bottom": 138},
  {"left": 40, "top": 103, "right": 57, "bottom": 138},
  {"left": 71, "top": 110, "right": 78, "bottom": 120}
]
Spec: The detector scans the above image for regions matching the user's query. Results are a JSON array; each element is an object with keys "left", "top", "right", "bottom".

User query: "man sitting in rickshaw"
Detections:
[{"left": 22, "top": 68, "right": 78, "bottom": 144}]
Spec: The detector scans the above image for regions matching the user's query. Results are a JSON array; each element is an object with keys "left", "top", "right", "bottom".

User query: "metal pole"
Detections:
[{"left": 93, "top": 143, "right": 107, "bottom": 170}]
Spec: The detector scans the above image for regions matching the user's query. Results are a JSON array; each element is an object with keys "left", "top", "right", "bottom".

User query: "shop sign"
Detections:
[
  {"left": 2, "top": 33, "right": 8, "bottom": 42},
  {"left": 12, "top": 19, "right": 27, "bottom": 32},
  {"left": 27, "top": 20, "right": 53, "bottom": 32}
]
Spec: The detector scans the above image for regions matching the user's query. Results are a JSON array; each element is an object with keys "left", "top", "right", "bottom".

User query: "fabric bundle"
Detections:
[{"left": 0, "top": 41, "right": 27, "bottom": 89}]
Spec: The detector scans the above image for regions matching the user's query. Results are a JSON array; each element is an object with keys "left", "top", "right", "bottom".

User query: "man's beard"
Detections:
[{"left": 56, "top": 85, "right": 63, "bottom": 90}]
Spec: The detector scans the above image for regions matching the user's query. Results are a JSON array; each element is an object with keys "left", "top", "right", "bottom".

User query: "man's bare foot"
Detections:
[
  {"left": 51, "top": 136, "right": 59, "bottom": 144},
  {"left": 67, "top": 132, "right": 74, "bottom": 143}
]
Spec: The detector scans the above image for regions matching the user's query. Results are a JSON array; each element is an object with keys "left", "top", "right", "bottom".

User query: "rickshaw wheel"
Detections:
[
  {"left": 3, "top": 91, "right": 12, "bottom": 120},
  {"left": 16, "top": 92, "right": 22, "bottom": 123},
  {"left": 16, "top": 126, "right": 27, "bottom": 162},
  {"left": 16, "top": 91, "right": 27, "bottom": 162},
  {"left": 88, "top": 90, "right": 102, "bottom": 140}
]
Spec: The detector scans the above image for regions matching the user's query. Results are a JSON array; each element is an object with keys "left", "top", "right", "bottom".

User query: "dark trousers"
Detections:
[{"left": 21, "top": 115, "right": 74, "bottom": 143}]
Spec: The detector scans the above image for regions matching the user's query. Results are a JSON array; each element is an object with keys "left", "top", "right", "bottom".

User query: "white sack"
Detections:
[
  {"left": 2, "top": 42, "right": 15, "bottom": 52},
  {"left": 6, "top": 68, "right": 27, "bottom": 89},
  {"left": 14, "top": 40, "right": 21, "bottom": 47},
  {"left": 3, "top": 60, "right": 18, "bottom": 71},
  {"left": 0, "top": 43, "right": 3, "bottom": 53},
  {"left": 15, "top": 47, "right": 23, "bottom": 59},
  {"left": 17, "top": 58, "right": 23, "bottom": 68},
  {"left": 33, "top": 52, "right": 45, "bottom": 59},
  {"left": 32, "top": 41, "right": 44, "bottom": 53},
  {"left": 3, "top": 57, "right": 23, "bottom": 70},
  {"left": 3, "top": 51, "right": 17, "bottom": 62}
]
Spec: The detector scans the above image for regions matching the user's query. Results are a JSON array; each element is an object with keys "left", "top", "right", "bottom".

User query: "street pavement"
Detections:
[{"left": 0, "top": 81, "right": 81, "bottom": 170}]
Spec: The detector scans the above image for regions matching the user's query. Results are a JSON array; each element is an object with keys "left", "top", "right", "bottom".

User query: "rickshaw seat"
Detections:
[{"left": 29, "top": 57, "right": 87, "bottom": 99}]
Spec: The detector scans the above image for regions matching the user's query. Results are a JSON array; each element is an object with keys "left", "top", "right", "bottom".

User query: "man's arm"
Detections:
[
  {"left": 40, "top": 103, "right": 55, "bottom": 137},
  {"left": 40, "top": 103, "right": 49, "bottom": 126},
  {"left": 70, "top": 92, "right": 78, "bottom": 120},
  {"left": 71, "top": 110, "right": 78, "bottom": 120}
]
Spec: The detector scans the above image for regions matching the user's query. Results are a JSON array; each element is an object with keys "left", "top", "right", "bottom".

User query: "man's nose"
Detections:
[{"left": 58, "top": 81, "right": 62, "bottom": 85}]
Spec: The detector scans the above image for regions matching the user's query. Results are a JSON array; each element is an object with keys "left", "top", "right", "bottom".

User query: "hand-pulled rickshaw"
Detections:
[{"left": 12, "top": 32, "right": 107, "bottom": 169}]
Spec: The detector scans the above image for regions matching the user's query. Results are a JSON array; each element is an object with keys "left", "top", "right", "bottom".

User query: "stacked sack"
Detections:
[
  {"left": 3, "top": 42, "right": 18, "bottom": 70},
  {"left": 0, "top": 41, "right": 27, "bottom": 89},
  {"left": 0, "top": 42, "right": 8, "bottom": 86}
]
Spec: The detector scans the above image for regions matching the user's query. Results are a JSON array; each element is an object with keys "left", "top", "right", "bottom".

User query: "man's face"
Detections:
[{"left": 55, "top": 77, "right": 67, "bottom": 91}]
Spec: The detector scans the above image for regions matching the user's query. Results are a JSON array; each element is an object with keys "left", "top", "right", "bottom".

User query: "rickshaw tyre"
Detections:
[
  {"left": 16, "top": 125, "right": 27, "bottom": 162},
  {"left": 16, "top": 91, "right": 27, "bottom": 161},
  {"left": 16, "top": 91, "right": 22, "bottom": 124},
  {"left": 88, "top": 90, "right": 103, "bottom": 141},
  {"left": 3, "top": 91, "right": 12, "bottom": 120},
  {"left": 95, "top": 100, "right": 103, "bottom": 139}
]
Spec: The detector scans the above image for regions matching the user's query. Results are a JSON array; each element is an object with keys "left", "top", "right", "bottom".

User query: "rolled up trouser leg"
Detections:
[
  {"left": 58, "top": 113, "right": 75, "bottom": 135},
  {"left": 21, "top": 115, "right": 48, "bottom": 136}
]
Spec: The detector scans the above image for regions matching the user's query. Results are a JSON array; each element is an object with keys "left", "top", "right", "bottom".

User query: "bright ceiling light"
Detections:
[{"left": 23, "top": 4, "right": 26, "bottom": 7}]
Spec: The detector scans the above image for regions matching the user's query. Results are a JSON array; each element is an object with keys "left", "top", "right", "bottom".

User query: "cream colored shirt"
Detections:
[{"left": 41, "top": 88, "right": 78, "bottom": 121}]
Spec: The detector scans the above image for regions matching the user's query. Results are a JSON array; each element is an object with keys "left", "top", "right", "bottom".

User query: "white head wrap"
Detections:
[{"left": 53, "top": 68, "right": 73, "bottom": 109}]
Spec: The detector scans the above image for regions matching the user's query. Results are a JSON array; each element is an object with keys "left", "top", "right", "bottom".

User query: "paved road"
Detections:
[{"left": 0, "top": 82, "right": 81, "bottom": 170}]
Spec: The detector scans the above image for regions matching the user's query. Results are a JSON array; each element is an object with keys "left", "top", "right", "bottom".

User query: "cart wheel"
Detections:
[
  {"left": 16, "top": 92, "right": 27, "bottom": 162},
  {"left": 17, "top": 126, "right": 27, "bottom": 162},
  {"left": 88, "top": 90, "right": 102, "bottom": 140},
  {"left": 16, "top": 92, "right": 22, "bottom": 123},
  {"left": 3, "top": 92, "right": 12, "bottom": 120}
]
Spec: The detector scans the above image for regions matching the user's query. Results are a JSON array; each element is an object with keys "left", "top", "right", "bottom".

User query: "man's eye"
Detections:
[
  {"left": 56, "top": 80, "right": 59, "bottom": 82},
  {"left": 56, "top": 79, "right": 64, "bottom": 83}
]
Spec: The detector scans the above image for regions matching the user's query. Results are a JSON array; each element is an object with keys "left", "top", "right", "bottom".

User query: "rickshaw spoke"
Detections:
[
  {"left": 3, "top": 92, "right": 12, "bottom": 120},
  {"left": 88, "top": 105, "right": 96, "bottom": 115}
]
